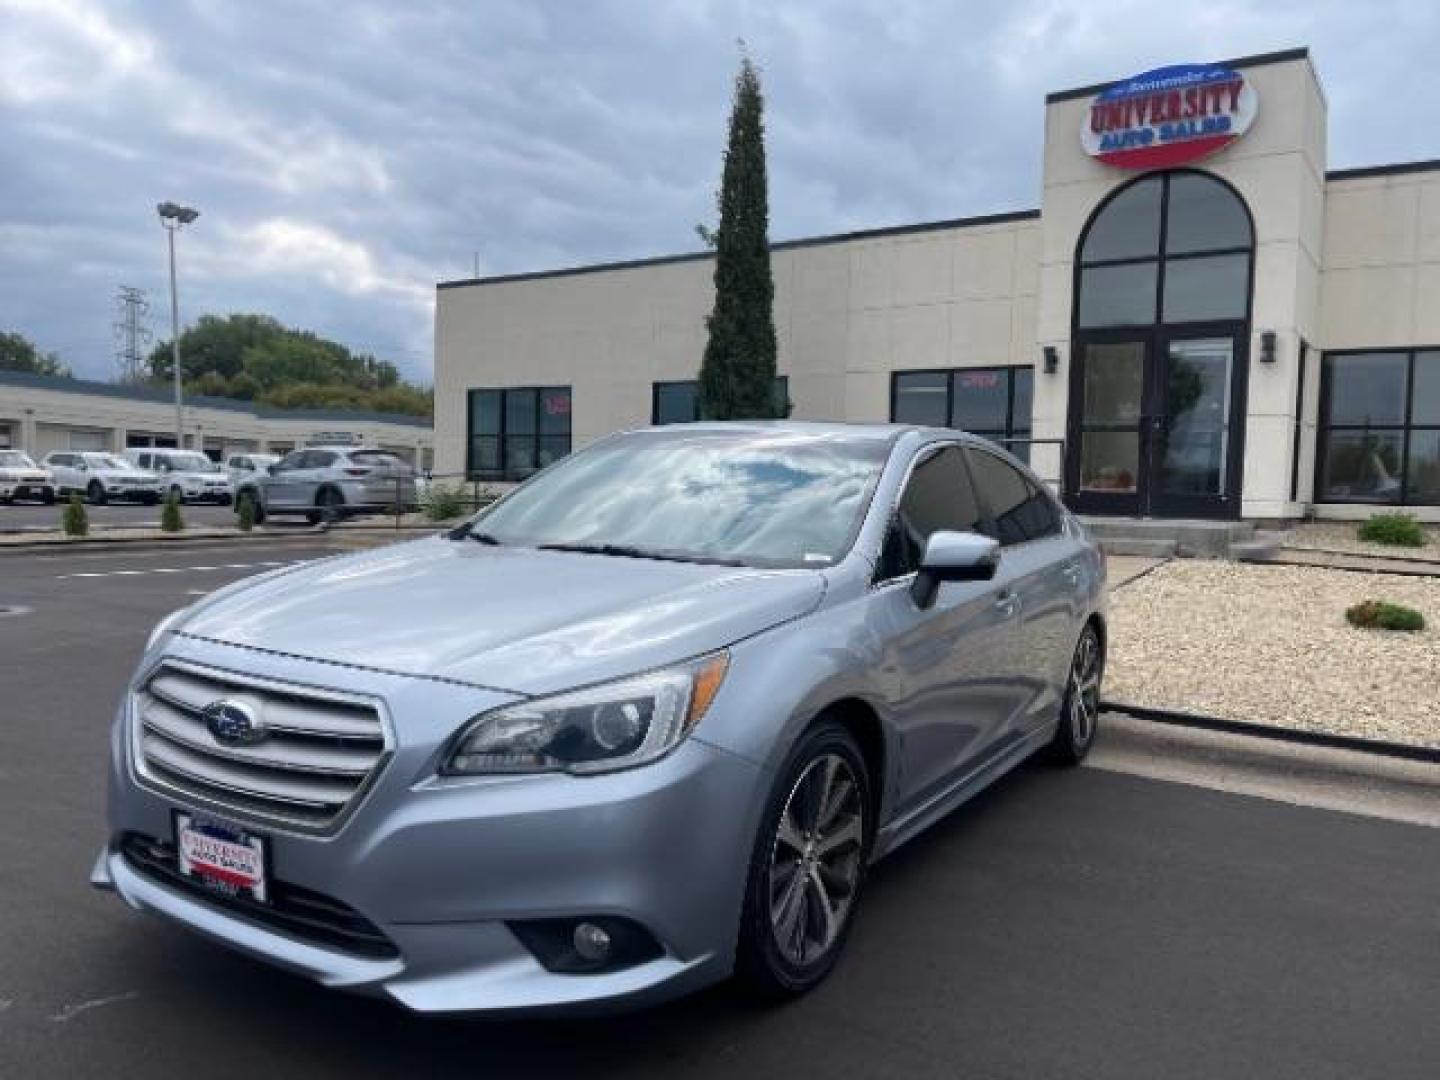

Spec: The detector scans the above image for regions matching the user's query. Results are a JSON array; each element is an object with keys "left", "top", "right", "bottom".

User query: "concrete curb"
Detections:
[{"left": 1103, "top": 700, "right": 1440, "bottom": 765}]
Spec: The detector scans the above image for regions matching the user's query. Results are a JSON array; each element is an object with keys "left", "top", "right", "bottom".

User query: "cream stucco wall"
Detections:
[{"left": 434, "top": 217, "right": 1041, "bottom": 476}]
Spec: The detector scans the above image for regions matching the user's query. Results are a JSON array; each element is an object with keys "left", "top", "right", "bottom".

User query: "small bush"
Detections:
[
  {"left": 1357, "top": 512, "right": 1427, "bottom": 548},
  {"left": 62, "top": 493, "right": 88, "bottom": 537},
  {"left": 421, "top": 481, "right": 467, "bottom": 522},
  {"left": 1345, "top": 599, "right": 1425, "bottom": 633},
  {"left": 161, "top": 489, "right": 184, "bottom": 533},
  {"left": 236, "top": 492, "right": 256, "bottom": 532}
]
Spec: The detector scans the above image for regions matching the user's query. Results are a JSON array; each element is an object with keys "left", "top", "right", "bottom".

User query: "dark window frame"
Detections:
[
  {"left": 1076, "top": 171, "right": 1255, "bottom": 332},
  {"left": 888, "top": 365, "right": 1035, "bottom": 459},
  {"left": 1315, "top": 347, "right": 1440, "bottom": 505},
  {"left": 650, "top": 376, "right": 790, "bottom": 425},
  {"left": 466, "top": 385, "right": 573, "bottom": 480}
]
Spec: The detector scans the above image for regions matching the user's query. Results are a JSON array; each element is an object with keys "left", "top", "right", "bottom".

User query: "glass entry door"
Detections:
[{"left": 1068, "top": 328, "right": 1246, "bottom": 517}]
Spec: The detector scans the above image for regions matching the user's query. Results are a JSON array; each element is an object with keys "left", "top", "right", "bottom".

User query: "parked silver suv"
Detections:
[
  {"left": 234, "top": 446, "right": 417, "bottom": 524},
  {"left": 94, "top": 422, "right": 1106, "bottom": 1014}
]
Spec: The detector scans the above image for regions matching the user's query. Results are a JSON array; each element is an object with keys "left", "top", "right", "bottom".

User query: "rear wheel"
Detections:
[
  {"left": 87, "top": 480, "right": 107, "bottom": 505},
  {"left": 736, "top": 720, "right": 870, "bottom": 1000},
  {"left": 306, "top": 486, "right": 342, "bottom": 526},
  {"left": 1045, "top": 623, "right": 1103, "bottom": 765}
]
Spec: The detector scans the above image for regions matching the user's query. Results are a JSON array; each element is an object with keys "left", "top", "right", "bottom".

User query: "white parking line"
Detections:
[{"left": 55, "top": 560, "right": 289, "bottom": 581}]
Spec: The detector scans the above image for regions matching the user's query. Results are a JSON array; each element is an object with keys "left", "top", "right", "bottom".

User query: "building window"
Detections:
[
  {"left": 1076, "top": 171, "right": 1253, "bottom": 330},
  {"left": 1318, "top": 350, "right": 1440, "bottom": 504},
  {"left": 891, "top": 367, "right": 1034, "bottom": 462},
  {"left": 467, "top": 386, "right": 572, "bottom": 480},
  {"left": 651, "top": 377, "right": 789, "bottom": 424}
]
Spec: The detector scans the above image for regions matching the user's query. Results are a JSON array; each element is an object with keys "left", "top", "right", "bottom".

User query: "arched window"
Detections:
[{"left": 1076, "top": 171, "right": 1253, "bottom": 329}]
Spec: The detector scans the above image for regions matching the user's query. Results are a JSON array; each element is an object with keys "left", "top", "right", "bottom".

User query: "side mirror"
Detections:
[{"left": 910, "top": 530, "right": 1000, "bottom": 609}]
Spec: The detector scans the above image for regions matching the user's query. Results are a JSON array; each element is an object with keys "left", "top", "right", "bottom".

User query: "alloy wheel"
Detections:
[
  {"left": 767, "top": 753, "right": 865, "bottom": 966},
  {"left": 1069, "top": 628, "right": 1102, "bottom": 747}
]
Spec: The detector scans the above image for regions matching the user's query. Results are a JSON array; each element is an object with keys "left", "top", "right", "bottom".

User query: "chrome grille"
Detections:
[{"left": 132, "top": 662, "right": 389, "bottom": 832}]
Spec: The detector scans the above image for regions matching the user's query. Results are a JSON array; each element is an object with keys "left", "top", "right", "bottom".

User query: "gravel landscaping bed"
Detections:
[
  {"left": 1107, "top": 560, "right": 1440, "bottom": 748},
  {"left": 1282, "top": 521, "right": 1440, "bottom": 563}
]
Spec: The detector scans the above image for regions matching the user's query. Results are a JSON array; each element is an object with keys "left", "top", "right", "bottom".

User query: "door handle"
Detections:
[{"left": 994, "top": 589, "right": 1020, "bottom": 618}]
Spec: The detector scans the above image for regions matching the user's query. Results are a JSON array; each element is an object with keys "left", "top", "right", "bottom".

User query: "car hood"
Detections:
[
  {"left": 97, "top": 469, "right": 158, "bottom": 480},
  {"left": 177, "top": 536, "right": 825, "bottom": 695},
  {"left": 1, "top": 469, "right": 48, "bottom": 480}
]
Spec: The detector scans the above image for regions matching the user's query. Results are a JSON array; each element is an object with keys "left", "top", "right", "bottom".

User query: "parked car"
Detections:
[
  {"left": 233, "top": 446, "right": 417, "bottom": 524},
  {"left": 124, "top": 449, "right": 234, "bottom": 505},
  {"left": 43, "top": 451, "right": 161, "bottom": 504},
  {"left": 0, "top": 449, "right": 56, "bottom": 504},
  {"left": 94, "top": 422, "right": 1105, "bottom": 1014},
  {"left": 224, "top": 453, "right": 279, "bottom": 487}
]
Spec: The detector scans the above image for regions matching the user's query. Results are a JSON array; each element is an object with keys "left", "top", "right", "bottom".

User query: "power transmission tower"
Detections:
[{"left": 113, "top": 285, "right": 152, "bottom": 383}]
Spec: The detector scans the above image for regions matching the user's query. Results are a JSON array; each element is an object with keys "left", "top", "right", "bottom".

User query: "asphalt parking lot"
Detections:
[{"left": 1, "top": 541, "right": 1437, "bottom": 1079}]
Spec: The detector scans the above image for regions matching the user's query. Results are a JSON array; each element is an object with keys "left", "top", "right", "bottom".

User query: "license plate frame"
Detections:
[{"left": 174, "top": 810, "right": 270, "bottom": 904}]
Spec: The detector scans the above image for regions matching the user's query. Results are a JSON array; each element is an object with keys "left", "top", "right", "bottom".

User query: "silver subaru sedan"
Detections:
[{"left": 93, "top": 421, "right": 1106, "bottom": 1013}]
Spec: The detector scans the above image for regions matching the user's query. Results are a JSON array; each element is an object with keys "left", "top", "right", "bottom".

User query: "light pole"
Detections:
[{"left": 157, "top": 201, "right": 200, "bottom": 447}]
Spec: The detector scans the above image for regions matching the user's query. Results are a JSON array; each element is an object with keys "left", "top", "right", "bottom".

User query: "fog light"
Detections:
[{"left": 573, "top": 921, "right": 612, "bottom": 962}]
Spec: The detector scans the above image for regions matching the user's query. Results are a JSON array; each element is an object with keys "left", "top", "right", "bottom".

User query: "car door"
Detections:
[
  {"left": 265, "top": 451, "right": 310, "bottom": 508},
  {"left": 48, "top": 454, "right": 78, "bottom": 492},
  {"left": 965, "top": 446, "right": 1079, "bottom": 742},
  {"left": 869, "top": 445, "right": 1022, "bottom": 819}
]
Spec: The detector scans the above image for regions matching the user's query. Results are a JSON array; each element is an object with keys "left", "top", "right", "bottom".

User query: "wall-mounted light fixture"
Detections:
[
  {"left": 1260, "top": 330, "right": 1277, "bottom": 364},
  {"left": 1043, "top": 345, "right": 1059, "bottom": 374}
]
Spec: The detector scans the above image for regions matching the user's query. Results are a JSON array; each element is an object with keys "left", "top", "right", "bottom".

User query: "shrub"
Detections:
[
  {"left": 62, "top": 493, "right": 88, "bottom": 537},
  {"left": 161, "top": 489, "right": 184, "bottom": 533},
  {"left": 236, "top": 491, "right": 256, "bottom": 532},
  {"left": 1345, "top": 599, "right": 1425, "bottom": 633},
  {"left": 1357, "top": 512, "right": 1427, "bottom": 548},
  {"left": 421, "top": 481, "right": 467, "bottom": 522}
]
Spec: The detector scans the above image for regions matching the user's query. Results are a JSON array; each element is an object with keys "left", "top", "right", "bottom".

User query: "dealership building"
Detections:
[
  {"left": 435, "top": 48, "right": 1440, "bottom": 521},
  {"left": 0, "top": 369, "right": 434, "bottom": 466}
]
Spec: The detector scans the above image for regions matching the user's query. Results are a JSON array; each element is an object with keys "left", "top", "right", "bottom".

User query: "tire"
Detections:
[
  {"left": 735, "top": 719, "right": 872, "bottom": 1000},
  {"left": 41, "top": 488, "right": 55, "bottom": 505},
  {"left": 219, "top": 493, "right": 233, "bottom": 507},
  {"left": 1044, "top": 622, "right": 1104, "bottom": 766},
  {"left": 142, "top": 493, "right": 159, "bottom": 505},
  {"left": 87, "top": 480, "right": 107, "bottom": 506},
  {"left": 307, "top": 486, "right": 342, "bottom": 526}
]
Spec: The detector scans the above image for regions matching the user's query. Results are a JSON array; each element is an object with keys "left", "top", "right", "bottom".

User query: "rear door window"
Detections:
[{"left": 966, "top": 448, "right": 1060, "bottom": 545}]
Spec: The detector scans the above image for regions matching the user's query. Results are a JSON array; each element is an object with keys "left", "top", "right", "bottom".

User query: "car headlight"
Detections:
[
  {"left": 145, "top": 606, "right": 190, "bottom": 652},
  {"left": 443, "top": 652, "right": 729, "bottom": 776}
]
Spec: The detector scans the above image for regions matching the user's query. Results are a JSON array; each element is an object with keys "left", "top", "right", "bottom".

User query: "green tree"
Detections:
[
  {"left": 0, "top": 331, "right": 70, "bottom": 377},
  {"left": 697, "top": 55, "right": 780, "bottom": 420},
  {"left": 161, "top": 489, "right": 184, "bottom": 533},
  {"left": 143, "top": 312, "right": 432, "bottom": 418},
  {"left": 62, "top": 493, "right": 88, "bottom": 537}
]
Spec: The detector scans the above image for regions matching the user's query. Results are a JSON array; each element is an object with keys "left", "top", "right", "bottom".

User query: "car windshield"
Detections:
[
  {"left": 167, "top": 453, "right": 217, "bottom": 472},
  {"left": 85, "top": 454, "right": 129, "bottom": 469},
  {"left": 471, "top": 429, "right": 891, "bottom": 568},
  {"left": 0, "top": 451, "right": 34, "bottom": 467},
  {"left": 349, "top": 450, "right": 410, "bottom": 469}
]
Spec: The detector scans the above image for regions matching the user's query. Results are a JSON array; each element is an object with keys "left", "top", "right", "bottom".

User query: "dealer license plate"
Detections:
[{"left": 175, "top": 812, "right": 268, "bottom": 903}]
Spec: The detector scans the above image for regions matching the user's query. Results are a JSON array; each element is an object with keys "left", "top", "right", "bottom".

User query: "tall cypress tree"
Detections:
[{"left": 698, "top": 57, "right": 781, "bottom": 420}]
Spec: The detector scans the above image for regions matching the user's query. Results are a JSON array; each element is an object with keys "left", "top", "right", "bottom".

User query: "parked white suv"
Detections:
[
  {"left": 0, "top": 450, "right": 56, "bottom": 504},
  {"left": 124, "top": 449, "right": 233, "bottom": 505},
  {"left": 43, "top": 452, "right": 162, "bottom": 504}
]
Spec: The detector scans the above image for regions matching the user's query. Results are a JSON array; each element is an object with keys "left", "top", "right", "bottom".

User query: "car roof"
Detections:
[{"left": 621, "top": 419, "right": 993, "bottom": 446}]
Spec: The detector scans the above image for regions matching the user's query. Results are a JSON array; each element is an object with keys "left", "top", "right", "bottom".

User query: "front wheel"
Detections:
[
  {"left": 1044, "top": 623, "right": 1103, "bottom": 765},
  {"left": 87, "top": 480, "right": 107, "bottom": 505},
  {"left": 735, "top": 720, "right": 871, "bottom": 1000}
]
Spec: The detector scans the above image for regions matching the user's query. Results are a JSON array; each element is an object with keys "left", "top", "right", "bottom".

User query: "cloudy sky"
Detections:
[{"left": 3, "top": 0, "right": 1438, "bottom": 383}]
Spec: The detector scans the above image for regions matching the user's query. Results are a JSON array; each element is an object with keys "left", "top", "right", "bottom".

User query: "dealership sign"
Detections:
[{"left": 1082, "top": 63, "right": 1257, "bottom": 169}]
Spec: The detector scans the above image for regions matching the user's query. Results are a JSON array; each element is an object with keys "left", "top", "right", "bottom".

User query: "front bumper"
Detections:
[
  {"left": 0, "top": 476, "right": 52, "bottom": 498},
  {"left": 96, "top": 640, "right": 765, "bottom": 1013}
]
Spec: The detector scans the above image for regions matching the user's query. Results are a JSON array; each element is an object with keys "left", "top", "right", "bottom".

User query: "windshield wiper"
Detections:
[
  {"left": 468, "top": 531, "right": 502, "bottom": 545},
  {"left": 537, "top": 542, "right": 744, "bottom": 567}
]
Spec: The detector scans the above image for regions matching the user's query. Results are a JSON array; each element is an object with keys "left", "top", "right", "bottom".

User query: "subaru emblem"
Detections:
[{"left": 201, "top": 699, "right": 266, "bottom": 746}]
